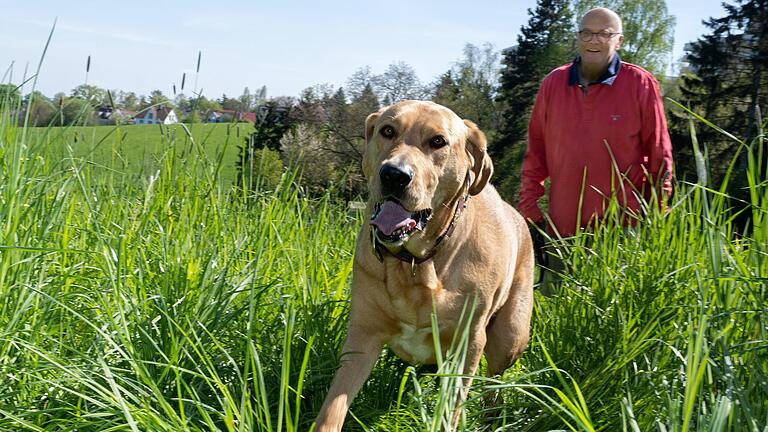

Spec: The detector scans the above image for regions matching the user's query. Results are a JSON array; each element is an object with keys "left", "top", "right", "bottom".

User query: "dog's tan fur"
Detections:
[{"left": 314, "top": 100, "right": 534, "bottom": 431}]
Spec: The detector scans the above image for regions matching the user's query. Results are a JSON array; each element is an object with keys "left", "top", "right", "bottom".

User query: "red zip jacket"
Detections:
[{"left": 519, "top": 59, "right": 673, "bottom": 237}]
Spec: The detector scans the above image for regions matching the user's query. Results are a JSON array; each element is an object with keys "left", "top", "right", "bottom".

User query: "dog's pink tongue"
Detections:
[{"left": 371, "top": 201, "right": 416, "bottom": 236}]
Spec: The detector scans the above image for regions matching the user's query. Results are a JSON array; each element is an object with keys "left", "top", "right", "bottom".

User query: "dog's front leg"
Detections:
[
  {"left": 314, "top": 326, "right": 382, "bottom": 432},
  {"left": 450, "top": 326, "right": 487, "bottom": 429}
]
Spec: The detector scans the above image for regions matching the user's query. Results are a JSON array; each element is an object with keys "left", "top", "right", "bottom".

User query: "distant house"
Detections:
[
  {"left": 206, "top": 110, "right": 227, "bottom": 123},
  {"left": 133, "top": 105, "right": 178, "bottom": 125},
  {"left": 97, "top": 105, "right": 113, "bottom": 121},
  {"left": 114, "top": 108, "right": 136, "bottom": 123},
  {"left": 97, "top": 106, "right": 136, "bottom": 125},
  {"left": 239, "top": 111, "right": 256, "bottom": 123},
  {"left": 205, "top": 109, "right": 256, "bottom": 124}
]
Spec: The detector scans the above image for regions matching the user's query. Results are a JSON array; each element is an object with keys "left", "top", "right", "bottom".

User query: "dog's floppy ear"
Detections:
[
  {"left": 463, "top": 119, "right": 493, "bottom": 196},
  {"left": 363, "top": 110, "right": 383, "bottom": 179},
  {"left": 365, "top": 111, "right": 381, "bottom": 142}
]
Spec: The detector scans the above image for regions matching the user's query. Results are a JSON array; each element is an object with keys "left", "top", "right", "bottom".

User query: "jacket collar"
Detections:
[{"left": 568, "top": 53, "right": 622, "bottom": 86}]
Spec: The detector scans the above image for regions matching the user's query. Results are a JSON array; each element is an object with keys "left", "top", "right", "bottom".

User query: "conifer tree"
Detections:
[
  {"left": 431, "top": 43, "right": 500, "bottom": 134},
  {"left": 236, "top": 100, "right": 293, "bottom": 192},
  {"left": 675, "top": 0, "right": 767, "bottom": 229},
  {"left": 492, "top": 0, "right": 574, "bottom": 202}
]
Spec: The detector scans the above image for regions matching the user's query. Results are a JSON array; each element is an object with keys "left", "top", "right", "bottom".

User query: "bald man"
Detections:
[{"left": 519, "top": 8, "right": 673, "bottom": 290}]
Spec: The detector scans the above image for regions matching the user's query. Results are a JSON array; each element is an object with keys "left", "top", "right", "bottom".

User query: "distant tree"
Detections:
[
  {"left": 121, "top": 92, "right": 140, "bottom": 111},
  {"left": 325, "top": 88, "right": 348, "bottom": 124},
  {"left": 294, "top": 87, "right": 357, "bottom": 193},
  {"left": 280, "top": 124, "right": 339, "bottom": 195},
  {"left": 183, "top": 110, "right": 201, "bottom": 124},
  {"left": 322, "top": 87, "right": 367, "bottom": 194},
  {"left": 0, "top": 84, "right": 22, "bottom": 110},
  {"left": 137, "top": 95, "right": 150, "bottom": 111},
  {"left": 430, "top": 43, "right": 500, "bottom": 133},
  {"left": 574, "top": 0, "right": 675, "bottom": 77},
  {"left": 62, "top": 97, "right": 97, "bottom": 126},
  {"left": 678, "top": 0, "right": 767, "bottom": 144},
  {"left": 237, "top": 87, "right": 255, "bottom": 112},
  {"left": 110, "top": 89, "right": 124, "bottom": 105},
  {"left": 173, "top": 93, "right": 190, "bottom": 114},
  {"left": 70, "top": 84, "right": 107, "bottom": 106},
  {"left": 190, "top": 95, "right": 221, "bottom": 113},
  {"left": 238, "top": 85, "right": 268, "bottom": 114},
  {"left": 236, "top": 99, "right": 294, "bottom": 192},
  {"left": 220, "top": 93, "right": 239, "bottom": 111},
  {"left": 674, "top": 0, "right": 767, "bottom": 229},
  {"left": 149, "top": 90, "right": 171, "bottom": 107},
  {"left": 346, "top": 66, "right": 378, "bottom": 103},
  {"left": 373, "top": 61, "right": 428, "bottom": 104},
  {"left": 286, "top": 82, "right": 381, "bottom": 197},
  {"left": 254, "top": 86, "right": 267, "bottom": 105},
  {"left": 433, "top": 71, "right": 460, "bottom": 111},
  {"left": 51, "top": 92, "right": 66, "bottom": 125},
  {"left": 294, "top": 85, "right": 332, "bottom": 125},
  {"left": 350, "top": 83, "right": 381, "bottom": 119},
  {"left": 492, "top": 0, "right": 575, "bottom": 202},
  {"left": 343, "top": 84, "right": 381, "bottom": 195},
  {"left": 236, "top": 147, "right": 283, "bottom": 192},
  {"left": 25, "top": 91, "right": 56, "bottom": 126}
]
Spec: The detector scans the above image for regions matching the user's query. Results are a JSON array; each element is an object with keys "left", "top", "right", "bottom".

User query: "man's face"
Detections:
[{"left": 577, "top": 11, "right": 624, "bottom": 71}]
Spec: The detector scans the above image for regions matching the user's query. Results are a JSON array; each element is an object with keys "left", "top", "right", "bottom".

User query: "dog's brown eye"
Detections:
[
  {"left": 429, "top": 135, "right": 447, "bottom": 149},
  {"left": 380, "top": 126, "right": 396, "bottom": 139}
]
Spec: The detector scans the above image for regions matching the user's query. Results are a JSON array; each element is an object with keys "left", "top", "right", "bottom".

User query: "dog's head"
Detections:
[{"left": 363, "top": 100, "right": 493, "bottom": 249}]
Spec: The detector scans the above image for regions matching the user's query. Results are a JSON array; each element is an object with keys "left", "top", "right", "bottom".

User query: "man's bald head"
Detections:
[
  {"left": 576, "top": 7, "right": 624, "bottom": 81},
  {"left": 580, "top": 7, "right": 623, "bottom": 33}
]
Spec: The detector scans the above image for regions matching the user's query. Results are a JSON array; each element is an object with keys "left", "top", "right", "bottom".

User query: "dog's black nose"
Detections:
[{"left": 380, "top": 164, "right": 413, "bottom": 196}]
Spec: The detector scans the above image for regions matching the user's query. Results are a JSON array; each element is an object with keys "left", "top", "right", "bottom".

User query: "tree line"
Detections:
[
  {"left": 235, "top": 46, "right": 502, "bottom": 198},
  {"left": 239, "top": 0, "right": 765, "bottom": 218},
  {"left": 0, "top": 82, "right": 269, "bottom": 126}
]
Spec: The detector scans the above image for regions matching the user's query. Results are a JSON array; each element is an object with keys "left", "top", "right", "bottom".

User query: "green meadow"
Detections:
[
  {"left": 24, "top": 122, "right": 253, "bottom": 187},
  {"left": 0, "top": 107, "right": 766, "bottom": 432}
]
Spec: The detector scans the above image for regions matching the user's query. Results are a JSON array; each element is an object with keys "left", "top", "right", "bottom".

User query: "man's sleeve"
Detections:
[
  {"left": 641, "top": 74, "right": 673, "bottom": 199},
  {"left": 518, "top": 81, "right": 549, "bottom": 223}
]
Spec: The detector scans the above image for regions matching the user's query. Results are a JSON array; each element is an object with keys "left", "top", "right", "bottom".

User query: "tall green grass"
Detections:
[
  {"left": 0, "top": 111, "right": 356, "bottom": 430},
  {"left": 500, "top": 108, "right": 767, "bottom": 432},
  {"left": 0, "top": 98, "right": 766, "bottom": 432}
]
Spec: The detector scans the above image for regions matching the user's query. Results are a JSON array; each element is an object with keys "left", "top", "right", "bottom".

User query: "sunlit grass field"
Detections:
[
  {"left": 0, "top": 102, "right": 766, "bottom": 432},
  {"left": 23, "top": 122, "right": 251, "bottom": 187}
]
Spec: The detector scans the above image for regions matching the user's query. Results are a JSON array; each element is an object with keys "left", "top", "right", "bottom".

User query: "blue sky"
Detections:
[{"left": 0, "top": 0, "right": 728, "bottom": 101}]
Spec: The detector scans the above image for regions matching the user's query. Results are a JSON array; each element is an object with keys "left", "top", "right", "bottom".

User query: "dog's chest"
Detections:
[
  {"left": 382, "top": 261, "right": 461, "bottom": 364},
  {"left": 389, "top": 323, "right": 435, "bottom": 364},
  {"left": 387, "top": 296, "right": 464, "bottom": 365},
  {"left": 385, "top": 288, "right": 437, "bottom": 364}
]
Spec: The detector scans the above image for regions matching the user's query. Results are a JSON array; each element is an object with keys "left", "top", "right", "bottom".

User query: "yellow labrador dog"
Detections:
[{"left": 314, "top": 100, "right": 533, "bottom": 431}]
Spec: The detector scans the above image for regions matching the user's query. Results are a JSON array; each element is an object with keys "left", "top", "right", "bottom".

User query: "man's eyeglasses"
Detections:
[{"left": 576, "top": 30, "right": 622, "bottom": 42}]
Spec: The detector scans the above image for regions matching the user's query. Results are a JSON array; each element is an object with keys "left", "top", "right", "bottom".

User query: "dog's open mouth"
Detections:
[{"left": 370, "top": 201, "right": 432, "bottom": 245}]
